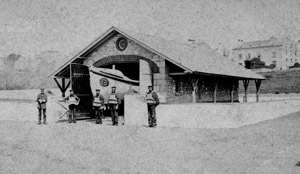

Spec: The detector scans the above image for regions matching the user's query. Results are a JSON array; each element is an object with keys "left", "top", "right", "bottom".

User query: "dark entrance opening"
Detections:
[
  {"left": 100, "top": 63, "right": 139, "bottom": 81},
  {"left": 97, "top": 63, "right": 140, "bottom": 117}
]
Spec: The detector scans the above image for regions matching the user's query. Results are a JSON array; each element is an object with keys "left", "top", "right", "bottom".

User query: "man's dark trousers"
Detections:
[
  {"left": 109, "top": 104, "right": 118, "bottom": 125},
  {"left": 38, "top": 108, "right": 46, "bottom": 123},
  {"left": 147, "top": 104, "right": 156, "bottom": 127},
  {"left": 94, "top": 106, "right": 102, "bottom": 124}
]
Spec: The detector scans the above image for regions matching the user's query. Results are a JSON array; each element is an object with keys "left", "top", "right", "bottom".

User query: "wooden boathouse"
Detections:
[{"left": 49, "top": 26, "right": 265, "bottom": 117}]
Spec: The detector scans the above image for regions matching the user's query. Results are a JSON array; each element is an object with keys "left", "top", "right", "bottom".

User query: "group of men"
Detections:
[
  {"left": 91, "top": 86, "right": 119, "bottom": 126},
  {"left": 36, "top": 85, "right": 159, "bottom": 127}
]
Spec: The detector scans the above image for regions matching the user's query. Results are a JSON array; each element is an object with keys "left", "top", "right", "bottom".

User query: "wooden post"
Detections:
[
  {"left": 213, "top": 80, "right": 218, "bottom": 103},
  {"left": 243, "top": 80, "right": 250, "bottom": 102},
  {"left": 230, "top": 82, "right": 235, "bottom": 103},
  {"left": 70, "top": 64, "right": 73, "bottom": 91},
  {"left": 255, "top": 80, "right": 262, "bottom": 102},
  {"left": 54, "top": 78, "right": 63, "bottom": 92},
  {"left": 188, "top": 74, "right": 199, "bottom": 103},
  {"left": 54, "top": 78, "right": 70, "bottom": 97},
  {"left": 62, "top": 78, "right": 66, "bottom": 97}
]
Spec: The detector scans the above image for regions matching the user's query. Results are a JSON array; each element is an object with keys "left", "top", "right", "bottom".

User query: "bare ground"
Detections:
[{"left": 1, "top": 110, "right": 300, "bottom": 173}]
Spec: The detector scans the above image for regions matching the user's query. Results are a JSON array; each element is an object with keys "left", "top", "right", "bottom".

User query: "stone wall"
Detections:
[
  {"left": 124, "top": 94, "right": 300, "bottom": 129},
  {"left": 83, "top": 33, "right": 169, "bottom": 102}
]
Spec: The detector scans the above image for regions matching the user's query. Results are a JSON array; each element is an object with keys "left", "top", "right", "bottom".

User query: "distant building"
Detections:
[{"left": 232, "top": 37, "right": 300, "bottom": 70}]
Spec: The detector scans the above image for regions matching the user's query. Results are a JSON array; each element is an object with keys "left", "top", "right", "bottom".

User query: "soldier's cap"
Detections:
[
  {"left": 40, "top": 88, "right": 44, "bottom": 90},
  {"left": 96, "top": 89, "right": 100, "bottom": 91},
  {"left": 148, "top": 85, "right": 153, "bottom": 88},
  {"left": 111, "top": 86, "right": 116, "bottom": 89}
]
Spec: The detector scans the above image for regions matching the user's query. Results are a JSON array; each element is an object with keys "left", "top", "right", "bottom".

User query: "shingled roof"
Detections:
[{"left": 50, "top": 26, "right": 265, "bottom": 80}]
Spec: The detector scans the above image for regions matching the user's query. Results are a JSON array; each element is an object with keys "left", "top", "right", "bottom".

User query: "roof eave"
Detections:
[{"left": 48, "top": 26, "right": 119, "bottom": 78}]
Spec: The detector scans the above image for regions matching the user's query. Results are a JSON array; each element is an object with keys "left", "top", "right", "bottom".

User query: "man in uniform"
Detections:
[
  {"left": 93, "top": 89, "right": 105, "bottom": 124},
  {"left": 108, "top": 86, "right": 119, "bottom": 126},
  {"left": 64, "top": 89, "right": 80, "bottom": 123},
  {"left": 146, "top": 85, "right": 159, "bottom": 127},
  {"left": 36, "top": 88, "right": 48, "bottom": 124}
]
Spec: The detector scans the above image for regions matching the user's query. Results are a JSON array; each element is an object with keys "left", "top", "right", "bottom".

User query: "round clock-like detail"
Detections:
[
  {"left": 116, "top": 37, "right": 128, "bottom": 51},
  {"left": 99, "top": 78, "right": 109, "bottom": 87}
]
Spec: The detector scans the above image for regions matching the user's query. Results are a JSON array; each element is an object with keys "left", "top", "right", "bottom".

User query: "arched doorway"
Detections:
[{"left": 92, "top": 55, "right": 159, "bottom": 115}]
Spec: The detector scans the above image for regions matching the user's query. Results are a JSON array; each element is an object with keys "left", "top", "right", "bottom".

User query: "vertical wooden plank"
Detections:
[
  {"left": 189, "top": 74, "right": 199, "bottom": 103},
  {"left": 243, "top": 80, "right": 250, "bottom": 102},
  {"left": 230, "top": 82, "right": 235, "bottom": 103},
  {"left": 70, "top": 64, "right": 73, "bottom": 91},
  {"left": 213, "top": 80, "right": 218, "bottom": 103},
  {"left": 255, "top": 80, "right": 262, "bottom": 102},
  {"left": 62, "top": 78, "right": 66, "bottom": 97}
]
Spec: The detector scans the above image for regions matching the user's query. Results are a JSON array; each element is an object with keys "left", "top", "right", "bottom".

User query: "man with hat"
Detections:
[
  {"left": 108, "top": 86, "right": 120, "bottom": 126},
  {"left": 93, "top": 89, "right": 105, "bottom": 124},
  {"left": 64, "top": 89, "right": 80, "bottom": 123},
  {"left": 145, "top": 85, "right": 159, "bottom": 127},
  {"left": 36, "top": 88, "right": 48, "bottom": 124}
]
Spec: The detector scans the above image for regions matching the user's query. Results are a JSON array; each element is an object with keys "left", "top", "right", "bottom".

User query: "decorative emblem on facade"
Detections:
[
  {"left": 116, "top": 37, "right": 128, "bottom": 51},
  {"left": 99, "top": 78, "right": 109, "bottom": 87}
]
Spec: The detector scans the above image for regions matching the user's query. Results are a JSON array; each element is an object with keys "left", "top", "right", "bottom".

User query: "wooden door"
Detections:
[
  {"left": 70, "top": 63, "right": 93, "bottom": 117},
  {"left": 139, "top": 59, "right": 152, "bottom": 95}
]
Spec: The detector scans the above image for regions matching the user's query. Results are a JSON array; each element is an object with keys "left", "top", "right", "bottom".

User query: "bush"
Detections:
[
  {"left": 267, "top": 63, "right": 276, "bottom": 69},
  {"left": 275, "top": 91, "right": 280, "bottom": 94},
  {"left": 289, "top": 62, "right": 300, "bottom": 69}
]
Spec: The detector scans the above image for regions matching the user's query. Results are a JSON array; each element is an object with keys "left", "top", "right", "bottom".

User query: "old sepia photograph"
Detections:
[{"left": 1, "top": 0, "right": 300, "bottom": 173}]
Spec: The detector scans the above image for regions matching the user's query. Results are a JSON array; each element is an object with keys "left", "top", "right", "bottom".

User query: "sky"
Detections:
[{"left": 1, "top": 0, "right": 300, "bottom": 58}]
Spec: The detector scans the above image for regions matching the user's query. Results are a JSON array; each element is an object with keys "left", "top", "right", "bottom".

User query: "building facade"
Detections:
[{"left": 232, "top": 37, "right": 300, "bottom": 70}]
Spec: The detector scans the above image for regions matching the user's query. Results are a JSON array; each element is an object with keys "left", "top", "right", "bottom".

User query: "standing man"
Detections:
[
  {"left": 36, "top": 88, "right": 48, "bottom": 124},
  {"left": 108, "top": 86, "right": 120, "bottom": 126},
  {"left": 146, "top": 85, "right": 159, "bottom": 127},
  {"left": 93, "top": 89, "right": 105, "bottom": 124},
  {"left": 64, "top": 89, "right": 80, "bottom": 123}
]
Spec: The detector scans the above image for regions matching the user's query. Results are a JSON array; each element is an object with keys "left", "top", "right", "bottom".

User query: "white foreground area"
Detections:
[{"left": 0, "top": 89, "right": 300, "bottom": 173}]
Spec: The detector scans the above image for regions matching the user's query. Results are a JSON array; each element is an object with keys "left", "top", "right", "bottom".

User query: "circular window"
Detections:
[
  {"left": 99, "top": 78, "right": 109, "bottom": 87},
  {"left": 116, "top": 37, "right": 128, "bottom": 51}
]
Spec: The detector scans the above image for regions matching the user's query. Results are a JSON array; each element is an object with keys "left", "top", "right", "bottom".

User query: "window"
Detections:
[
  {"left": 291, "top": 58, "right": 293, "bottom": 62},
  {"left": 272, "top": 51, "right": 276, "bottom": 58},
  {"left": 238, "top": 54, "right": 243, "bottom": 59},
  {"left": 286, "top": 58, "right": 288, "bottom": 62},
  {"left": 247, "top": 53, "right": 251, "bottom": 60}
]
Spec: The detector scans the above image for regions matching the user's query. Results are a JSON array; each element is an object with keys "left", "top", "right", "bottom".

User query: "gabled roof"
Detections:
[
  {"left": 233, "top": 37, "right": 291, "bottom": 50},
  {"left": 49, "top": 26, "right": 265, "bottom": 80}
]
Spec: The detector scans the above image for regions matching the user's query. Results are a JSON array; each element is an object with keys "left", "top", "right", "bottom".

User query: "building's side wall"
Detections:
[
  {"left": 83, "top": 33, "right": 169, "bottom": 102},
  {"left": 166, "top": 75, "right": 239, "bottom": 103}
]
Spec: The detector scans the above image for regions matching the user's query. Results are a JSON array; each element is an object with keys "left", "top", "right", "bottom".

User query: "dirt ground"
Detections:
[
  {"left": 1, "top": 90, "right": 300, "bottom": 173},
  {"left": 0, "top": 111, "right": 300, "bottom": 173}
]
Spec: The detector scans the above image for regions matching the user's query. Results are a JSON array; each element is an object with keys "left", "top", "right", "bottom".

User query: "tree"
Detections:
[{"left": 249, "top": 57, "right": 266, "bottom": 69}]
